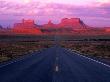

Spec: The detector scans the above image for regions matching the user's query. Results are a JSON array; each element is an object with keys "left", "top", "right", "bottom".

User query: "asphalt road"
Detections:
[{"left": 0, "top": 46, "right": 110, "bottom": 82}]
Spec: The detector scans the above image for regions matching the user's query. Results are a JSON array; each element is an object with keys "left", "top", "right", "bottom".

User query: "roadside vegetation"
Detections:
[
  {"left": 0, "top": 39, "right": 110, "bottom": 64},
  {"left": 61, "top": 41, "right": 110, "bottom": 63},
  {"left": 0, "top": 41, "right": 53, "bottom": 63}
]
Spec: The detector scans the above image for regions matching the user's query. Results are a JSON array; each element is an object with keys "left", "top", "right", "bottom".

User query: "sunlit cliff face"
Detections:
[
  {"left": 13, "top": 19, "right": 42, "bottom": 34},
  {"left": 0, "top": 18, "right": 109, "bottom": 35},
  {"left": 106, "top": 28, "right": 110, "bottom": 32}
]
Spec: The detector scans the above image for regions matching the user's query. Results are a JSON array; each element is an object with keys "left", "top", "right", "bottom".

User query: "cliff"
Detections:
[
  {"left": 58, "top": 18, "right": 87, "bottom": 29},
  {"left": 13, "top": 19, "right": 42, "bottom": 35}
]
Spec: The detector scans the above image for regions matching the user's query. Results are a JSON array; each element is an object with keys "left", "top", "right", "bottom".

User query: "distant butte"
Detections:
[
  {"left": 13, "top": 19, "right": 42, "bottom": 35},
  {"left": 0, "top": 18, "right": 110, "bottom": 35},
  {"left": 58, "top": 18, "right": 87, "bottom": 29},
  {"left": 43, "top": 20, "right": 55, "bottom": 28}
]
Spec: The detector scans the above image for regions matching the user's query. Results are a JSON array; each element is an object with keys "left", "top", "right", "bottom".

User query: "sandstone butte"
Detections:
[
  {"left": 13, "top": 19, "right": 42, "bottom": 35},
  {"left": 0, "top": 18, "right": 109, "bottom": 35}
]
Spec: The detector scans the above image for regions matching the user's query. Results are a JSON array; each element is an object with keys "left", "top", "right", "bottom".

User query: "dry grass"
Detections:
[
  {"left": 0, "top": 41, "right": 53, "bottom": 63},
  {"left": 61, "top": 41, "right": 110, "bottom": 60}
]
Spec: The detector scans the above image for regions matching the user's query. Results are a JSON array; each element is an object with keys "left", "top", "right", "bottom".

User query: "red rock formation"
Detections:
[
  {"left": 58, "top": 18, "right": 87, "bottom": 29},
  {"left": 14, "top": 19, "right": 37, "bottom": 29},
  {"left": 40, "top": 18, "right": 89, "bottom": 35},
  {"left": 0, "top": 18, "right": 109, "bottom": 36},
  {"left": 13, "top": 19, "right": 42, "bottom": 35},
  {"left": 43, "top": 20, "right": 55, "bottom": 28},
  {"left": 105, "top": 28, "right": 110, "bottom": 32}
]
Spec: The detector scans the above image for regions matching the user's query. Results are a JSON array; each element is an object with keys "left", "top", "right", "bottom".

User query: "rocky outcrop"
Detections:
[
  {"left": 41, "top": 18, "right": 88, "bottom": 34},
  {"left": 104, "top": 27, "right": 110, "bottom": 32},
  {"left": 58, "top": 18, "right": 87, "bottom": 29},
  {"left": 43, "top": 20, "right": 55, "bottom": 28},
  {"left": 0, "top": 18, "right": 109, "bottom": 35},
  {"left": 13, "top": 19, "right": 42, "bottom": 35}
]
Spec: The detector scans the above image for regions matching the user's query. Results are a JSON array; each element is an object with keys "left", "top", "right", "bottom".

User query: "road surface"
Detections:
[{"left": 0, "top": 46, "right": 110, "bottom": 82}]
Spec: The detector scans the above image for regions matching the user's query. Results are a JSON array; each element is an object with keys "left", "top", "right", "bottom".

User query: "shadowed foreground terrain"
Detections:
[
  {"left": 0, "top": 47, "right": 110, "bottom": 82},
  {"left": 0, "top": 41, "right": 53, "bottom": 63},
  {"left": 62, "top": 41, "right": 110, "bottom": 64},
  {"left": 0, "top": 35, "right": 110, "bottom": 64},
  {"left": 0, "top": 35, "right": 110, "bottom": 82}
]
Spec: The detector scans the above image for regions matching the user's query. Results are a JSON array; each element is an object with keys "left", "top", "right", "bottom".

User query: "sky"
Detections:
[{"left": 0, "top": 0, "right": 110, "bottom": 27}]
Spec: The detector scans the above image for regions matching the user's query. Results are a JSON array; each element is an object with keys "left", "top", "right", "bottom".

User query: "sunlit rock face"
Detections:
[
  {"left": 43, "top": 18, "right": 87, "bottom": 29},
  {"left": 43, "top": 20, "right": 56, "bottom": 28},
  {"left": 41, "top": 18, "right": 88, "bottom": 34},
  {"left": 40, "top": 18, "right": 110, "bottom": 35},
  {"left": 41, "top": 20, "right": 58, "bottom": 34},
  {"left": 59, "top": 18, "right": 87, "bottom": 29},
  {"left": 105, "top": 28, "right": 110, "bottom": 32},
  {"left": 13, "top": 19, "right": 42, "bottom": 35},
  {"left": 14, "top": 19, "right": 36, "bottom": 29},
  {"left": 0, "top": 18, "right": 109, "bottom": 36}
]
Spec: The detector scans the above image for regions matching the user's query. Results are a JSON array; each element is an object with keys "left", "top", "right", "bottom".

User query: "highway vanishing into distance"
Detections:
[{"left": 0, "top": 46, "right": 110, "bottom": 82}]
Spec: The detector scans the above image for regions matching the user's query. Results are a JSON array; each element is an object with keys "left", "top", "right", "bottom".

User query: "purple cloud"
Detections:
[{"left": 0, "top": 1, "right": 110, "bottom": 27}]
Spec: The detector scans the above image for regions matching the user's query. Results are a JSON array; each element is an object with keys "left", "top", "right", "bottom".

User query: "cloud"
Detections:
[
  {"left": 0, "top": 0, "right": 110, "bottom": 26},
  {"left": 0, "top": 0, "right": 110, "bottom": 16}
]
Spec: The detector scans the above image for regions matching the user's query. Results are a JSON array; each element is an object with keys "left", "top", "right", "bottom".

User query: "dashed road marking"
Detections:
[
  {"left": 55, "top": 65, "right": 59, "bottom": 72},
  {"left": 0, "top": 51, "right": 40, "bottom": 68},
  {"left": 78, "top": 54, "right": 110, "bottom": 68},
  {"left": 56, "top": 57, "right": 59, "bottom": 60}
]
